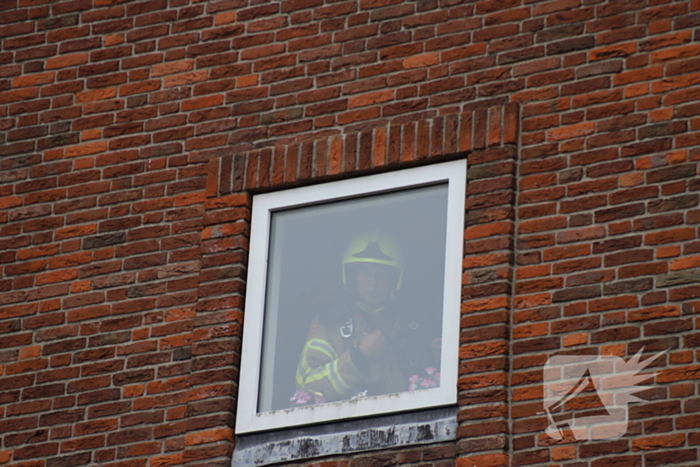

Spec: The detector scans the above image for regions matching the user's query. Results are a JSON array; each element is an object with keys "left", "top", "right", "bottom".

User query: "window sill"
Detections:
[{"left": 233, "top": 406, "right": 457, "bottom": 466}]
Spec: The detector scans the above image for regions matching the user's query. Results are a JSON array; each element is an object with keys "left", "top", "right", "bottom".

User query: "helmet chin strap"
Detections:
[{"left": 353, "top": 300, "right": 385, "bottom": 314}]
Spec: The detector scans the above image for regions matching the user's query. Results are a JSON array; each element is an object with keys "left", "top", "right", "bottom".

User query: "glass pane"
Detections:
[{"left": 258, "top": 184, "right": 449, "bottom": 413}]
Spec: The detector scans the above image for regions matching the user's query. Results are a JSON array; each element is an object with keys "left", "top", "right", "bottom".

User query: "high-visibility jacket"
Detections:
[{"left": 295, "top": 303, "right": 407, "bottom": 402}]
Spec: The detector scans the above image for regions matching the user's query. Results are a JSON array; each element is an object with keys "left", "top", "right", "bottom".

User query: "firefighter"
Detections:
[{"left": 294, "top": 232, "right": 409, "bottom": 403}]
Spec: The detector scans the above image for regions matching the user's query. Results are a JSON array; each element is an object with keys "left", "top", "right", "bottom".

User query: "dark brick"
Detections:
[
  {"left": 552, "top": 285, "right": 601, "bottom": 303},
  {"left": 83, "top": 232, "right": 126, "bottom": 249},
  {"left": 594, "top": 203, "right": 645, "bottom": 222},
  {"left": 603, "top": 278, "right": 653, "bottom": 295}
]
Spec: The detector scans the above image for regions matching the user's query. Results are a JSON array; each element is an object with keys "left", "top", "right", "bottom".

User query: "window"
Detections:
[{"left": 236, "top": 159, "right": 466, "bottom": 434}]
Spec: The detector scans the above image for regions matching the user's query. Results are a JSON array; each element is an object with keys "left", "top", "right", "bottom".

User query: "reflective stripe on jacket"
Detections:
[{"left": 295, "top": 309, "right": 406, "bottom": 402}]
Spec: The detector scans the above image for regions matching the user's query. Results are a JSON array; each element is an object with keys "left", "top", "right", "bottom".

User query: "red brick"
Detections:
[
  {"left": 0, "top": 4, "right": 699, "bottom": 467},
  {"left": 45, "top": 53, "right": 89, "bottom": 70}
]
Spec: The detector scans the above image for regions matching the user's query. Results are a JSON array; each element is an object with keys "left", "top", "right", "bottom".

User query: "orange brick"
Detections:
[
  {"left": 5, "top": 358, "right": 48, "bottom": 376},
  {"left": 182, "top": 94, "right": 223, "bottom": 111},
  {"left": 691, "top": 117, "right": 700, "bottom": 130},
  {"left": 632, "top": 433, "right": 685, "bottom": 451},
  {"left": 205, "top": 193, "right": 250, "bottom": 209},
  {"left": 0, "top": 87, "right": 38, "bottom": 104},
  {"left": 0, "top": 196, "right": 23, "bottom": 210},
  {"left": 614, "top": 66, "right": 664, "bottom": 86},
  {"left": 174, "top": 192, "right": 206, "bottom": 207},
  {"left": 552, "top": 446, "right": 577, "bottom": 460},
  {"left": 0, "top": 303, "right": 38, "bottom": 320},
  {"left": 166, "top": 406, "right": 187, "bottom": 420},
  {"left": 664, "top": 150, "right": 688, "bottom": 164},
  {"left": 66, "top": 304, "right": 109, "bottom": 322},
  {"left": 12, "top": 72, "right": 54, "bottom": 88},
  {"left": 348, "top": 90, "right": 394, "bottom": 109},
  {"left": 104, "top": 34, "right": 124, "bottom": 46},
  {"left": 73, "top": 156, "right": 95, "bottom": 170},
  {"left": 329, "top": 136, "right": 342, "bottom": 175},
  {"left": 338, "top": 107, "right": 380, "bottom": 124},
  {"left": 656, "top": 245, "right": 680, "bottom": 258},
  {"left": 49, "top": 252, "right": 92, "bottom": 269},
  {"left": 563, "top": 333, "right": 588, "bottom": 347},
  {"left": 159, "top": 334, "right": 193, "bottom": 349},
  {"left": 237, "top": 74, "right": 259, "bottom": 87},
  {"left": 36, "top": 268, "right": 79, "bottom": 286},
  {"left": 516, "top": 264, "right": 550, "bottom": 279},
  {"left": 651, "top": 43, "right": 700, "bottom": 63},
  {"left": 601, "top": 344, "right": 626, "bottom": 357},
  {"left": 620, "top": 172, "right": 644, "bottom": 187},
  {"left": 81, "top": 129, "right": 102, "bottom": 140},
  {"left": 164, "top": 70, "right": 208, "bottom": 88},
  {"left": 119, "top": 79, "right": 161, "bottom": 97},
  {"left": 133, "top": 397, "right": 155, "bottom": 410},
  {"left": 513, "top": 322, "right": 548, "bottom": 339},
  {"left": 657, "top": 365, "right": 700, "bottom": 383},
  {"left": 459, "top": 341, "right": 507, "bottom": 359},
  {"left": 184, "top": 428, "right": 233, "bottom": 446},
  {"left": 514, "top": 293, "right": 551, "bottom": 309},
  {"left": 457, "top": 453, "right": 508, "bottom": 467},
  {"left": 645, "top": 228, "right": 695, "bottom": 245},
  {"left": 546, "top": 122, "right": 594, "bottom": 141},
  {"left": 46, "top": 53, "right": 89, "bottom": 69},
  {"left": 589, "top": 42, "right": 636, "bottom": 61},
  {"left": 653, "top": 73, "right": 700, "bottom": 94},
  {"left": 151, "top": 60, "right": 194, "bottom": 77},
  {"left": 147, "top": 377, "right": 188, "bottom": 394},
  {"left": 123, "top": 384, "right": 146, "bottom": 398},
  {"left": 215, "top": 11, "right": 236, "bottom": 25},
  {"left": 463, "top": 253, "right": 511, "bottom": 268},
  {"left": 55, "top": 224, "right": 98, "bottom": 241},
  {"left": 650, "top": 107, "right": 674, "bottom": 122},
  {"left": 64, "top": 142, "right": 108, "bottom": 158},
  {"left": 19, "top": 345, "right": 41, "bottom": 360},
  {"left": 458, "top": 372, "right": 506, "bottom": 390},
  {"left": 670, "top": 254, "right": 700, "bottom": 270},
  {"left": 624, "top": 82, "right": 649, "bottom": 98},
  {"left": 464, "top": 221, "right": 513, "bottom": 240},
  {"left": 373, "top": 126, "right": 387, "bottom": 167},
  {"left": 150, "top": 453, "right": 184, "bottom": 467},
  {"left": 188, "top": 384, "right": 230, "bottom": 403},
  {"left": 589, "top": 295, "right": 638, "bottom": 312},
  {"left": 70, "top": 280, "right": 92, "bottom": 293},
  {"left": 403, "top": 52, "right": 439, "bottom": 69},
  {"left": 628, "top": 306, "right": 680, "bottom": 321},
  {"left": 44, "top": 149, "right": 64, "bottom": 160},
  {"left": 461, "top": 296, "right": 510, "bottom": 313}
]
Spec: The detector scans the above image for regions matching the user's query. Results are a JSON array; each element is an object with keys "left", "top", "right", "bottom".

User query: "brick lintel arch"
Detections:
[{"left": 193, "top": 103, "right": 519, "bottom": 467}]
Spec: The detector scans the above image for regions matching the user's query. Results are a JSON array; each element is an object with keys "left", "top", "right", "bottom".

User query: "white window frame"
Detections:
[{"left": 236, "top": 159, "right": 467, "bottom": 434}]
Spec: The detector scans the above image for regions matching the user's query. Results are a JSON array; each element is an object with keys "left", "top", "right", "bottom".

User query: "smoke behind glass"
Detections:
[{"left": 258, "top": 184, "right": 450, "bottom": 412}]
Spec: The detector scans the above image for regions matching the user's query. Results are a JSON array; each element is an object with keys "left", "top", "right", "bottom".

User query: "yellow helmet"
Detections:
[{"left": 342, "top": 232, "right": 404, "bottom": 290}]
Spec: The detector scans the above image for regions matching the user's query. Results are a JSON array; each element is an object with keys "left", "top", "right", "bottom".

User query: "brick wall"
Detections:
[{"left": 1, "top": 0, "right": 699, "bottom": 466}]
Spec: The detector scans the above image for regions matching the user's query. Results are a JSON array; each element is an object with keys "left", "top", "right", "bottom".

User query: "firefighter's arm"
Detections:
[
  {"left": 358, "top": 328, "right": 385, "bottom": 359},
  {"left": 295, "top": 325, "right": 367, "bottom": 401}
]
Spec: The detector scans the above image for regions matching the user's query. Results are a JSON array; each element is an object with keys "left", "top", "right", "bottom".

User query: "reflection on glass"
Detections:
[{"left": 258, "top": 184, "right": 449, "bottom": 412}]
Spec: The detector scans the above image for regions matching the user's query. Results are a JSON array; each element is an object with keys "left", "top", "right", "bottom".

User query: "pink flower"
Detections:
[
  {"left": 291, "top": 390, "right": 311, "bottom": 404},
  {"left": 408, "top": 368, "right": 442, "bottom": 391},
  {"left": 290, "top": 390, "right": 326, "bottom": 406}
]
